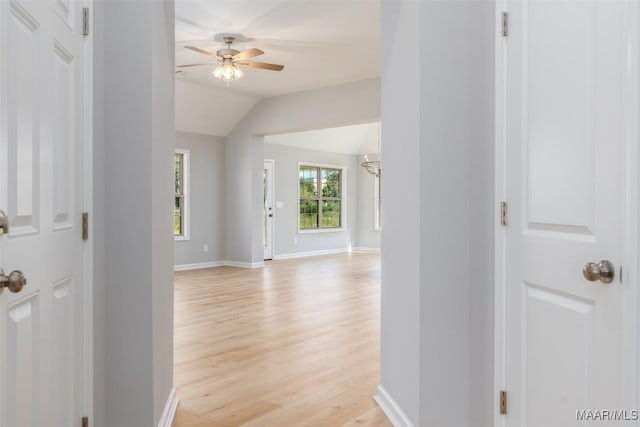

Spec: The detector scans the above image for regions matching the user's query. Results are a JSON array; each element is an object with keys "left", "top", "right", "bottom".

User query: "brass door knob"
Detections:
[
  {"left": 0, "top": 268, "right": 27, "bottom": 294},
  {"left": 583, "top": 260, "right": 615, "bottom": 284}
]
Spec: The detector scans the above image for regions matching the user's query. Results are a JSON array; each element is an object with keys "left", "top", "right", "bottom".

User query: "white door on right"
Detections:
[{"left": 505, "top": 1, "right": 636, "bottom": 426}]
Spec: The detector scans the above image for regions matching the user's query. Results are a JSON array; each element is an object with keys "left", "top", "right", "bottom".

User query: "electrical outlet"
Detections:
[
  {"left": 203, "top": 244, "right": 209, "bottom": 252},
  {"left": 293, "top": 237, "right": 298, "bottom": 245}
]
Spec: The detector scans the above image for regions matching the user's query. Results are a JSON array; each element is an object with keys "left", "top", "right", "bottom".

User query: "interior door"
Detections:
[
  {"left": 263, "top": 160, "right": 274, "bottom": 260},
  {"left": 0, "top": 0, "right": 86, "bottom": 426},
  {"left": 504, "top": 1, "right": 635, "bottom": 426}
]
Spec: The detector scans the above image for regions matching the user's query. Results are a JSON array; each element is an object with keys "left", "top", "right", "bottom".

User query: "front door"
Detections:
[
  {"left": 503, "top": 1, "right": 636, "bottom": 425},
  {"left": 263, "top": 160, "right": 274, "bottom": 260},
  {"left": 0, "top": 0, "right": 87, "bottom": 425}
]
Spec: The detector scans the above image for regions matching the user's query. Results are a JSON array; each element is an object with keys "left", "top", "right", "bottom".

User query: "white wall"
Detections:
[
  {"left": 263, "top": 144, "right": 359, "bottom": 257},
  {"left": 93, "top": 1, "right": 175, "bottom": 426},
  {"left": 174, "top": 131, "right": 226, "bottom": 266},
  {"left": 175, "top": 79, "right": 258, "bottom": 137},
  {"left": 225, "top": 78, "right": 380, "bottom": 265},
  {"left": 380, "top": 1, "right": 494, "bottom": 426}
]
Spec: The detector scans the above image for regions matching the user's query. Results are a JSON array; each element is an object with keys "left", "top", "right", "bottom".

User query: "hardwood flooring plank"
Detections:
[{"left": 172, "top": 253, "right": 391, "bottom": 427}]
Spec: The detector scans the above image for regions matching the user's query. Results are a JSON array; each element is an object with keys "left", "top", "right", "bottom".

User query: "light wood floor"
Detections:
[{"left": 172, "top": 253, "right": 391, "bottom": 427}]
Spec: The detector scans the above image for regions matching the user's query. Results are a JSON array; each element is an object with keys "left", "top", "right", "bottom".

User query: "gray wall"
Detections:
[
  {"left": 381, "top": 1, "right": 494, "bottom": 426},
  {"left": 380, "top": 2, "right": 421, "bottom": 421},
  {"left": 264, "top": 144, "right": 360, "bottom": 257},
  {"left": 175, "top": 131, "right": 226, "bottom": 266},
  {"left": 93, "top": 1, "right": 175, "bottom": 426},
  {"left": 225, "top": 78, "right": 381, "bottom": 265}
]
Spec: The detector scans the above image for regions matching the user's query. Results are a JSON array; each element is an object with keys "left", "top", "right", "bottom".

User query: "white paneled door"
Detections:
[
  {"left": 264, "top": 160, "right": 274, "bottom": 260},
  {"left": 503, "top": 1, "right": 636, "bottom": 426},
  {"left": 0, "top": 0, "right": 87, "bottom": 426}
]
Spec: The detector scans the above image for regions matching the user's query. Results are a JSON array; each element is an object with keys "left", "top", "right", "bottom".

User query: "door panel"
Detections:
[
  {"left": 52, "top": 41, "right": 74, "bottom": 230},
  {"left": 7, "top": 1, "right": 40, "bottom": 235},
  {"left": 505, "top": 1, "right": 632, "bottom": 425},
  {"left": 52, "top": 277, "right": 76, "bottom": 426},
  {"left": 0, "top": 0, "right": 86, "bottom": 426},
  {"left": 7, "top": 295, "right": 38, "bottom": 427}
]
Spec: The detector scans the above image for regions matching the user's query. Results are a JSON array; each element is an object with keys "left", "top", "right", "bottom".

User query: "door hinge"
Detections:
[
  {"left": 82, "top": 416, "right": 89, "bottom": 427},
  {"left": 499, "top": 390, "right": 507, "bottom": 415},
  {"left": 83, "top": 7, "right": 89, "bottom": 36},
  {"left": 502, "top": 11, "right": 509, "bottom": 37},
  {"left": 82, "top": 212, "right": 89, "bottom": 241},
  {"left": 500, "top": 201, "right": 508, "bottom": 226}
]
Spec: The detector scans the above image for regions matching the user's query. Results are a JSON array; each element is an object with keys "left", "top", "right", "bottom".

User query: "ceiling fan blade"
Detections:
[
  {"left": 237, "top": 61, "right": 284, "bottom": 71},
  {"left": 232, "top": 48, "right": 264, "bottom": 61},
  {"left": 185, "top": 46, "right": 218, "bottom": 57},
  {"left": 176, "top": 63, "right": 210, "bottom": 67}
]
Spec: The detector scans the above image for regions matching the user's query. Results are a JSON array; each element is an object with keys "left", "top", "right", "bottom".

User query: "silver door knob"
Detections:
[
  {"left": 583, "top": 260, "right": 615, "bottom": 284},
  {"left": 0, "top": 268, "right": 27, "bottom": 294},
  {"left": 0, "top": 210, "right": 8, "bottom": 235}
]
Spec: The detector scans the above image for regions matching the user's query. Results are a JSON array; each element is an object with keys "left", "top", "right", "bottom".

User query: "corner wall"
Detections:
[
  {"left": 93, "top": 1, "right": 175, "bottom": 426},
  {"left": 380, "top": 1, "right": 494, "bottom": 425}
]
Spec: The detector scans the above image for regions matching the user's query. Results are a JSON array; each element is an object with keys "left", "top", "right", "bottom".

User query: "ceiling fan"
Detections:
[{"left": 178, "top": 36, "right": 284, "bottom": 87}]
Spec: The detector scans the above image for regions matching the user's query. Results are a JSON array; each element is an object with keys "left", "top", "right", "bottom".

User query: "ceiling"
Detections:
[
  {"left": 264, "top": 122, "right": 380, "bottom": 155},
  {"left": 174, "top": 0, "right": 381, "bottom": 99}
]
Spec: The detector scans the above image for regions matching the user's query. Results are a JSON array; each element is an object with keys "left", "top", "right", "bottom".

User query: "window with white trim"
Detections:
[
  {"left": 174, "top": 149, "right": 190, "bottom": 240},
  {"left": 374, "top": 173, "right": 381, "bottom": 231},
  {"left": 299, "top": 164, "right": 344, "bottom": 231}
]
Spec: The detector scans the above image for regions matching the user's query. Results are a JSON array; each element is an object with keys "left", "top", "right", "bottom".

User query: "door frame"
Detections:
[
  {"left": 264, "top": 159, "right": 275, "bottom": 260},
  {"left": 492, "top": 1, "right": 640, "bottom": 424},
  {"left": 82, "top": 0, "right": 94, "bottom": 421}
]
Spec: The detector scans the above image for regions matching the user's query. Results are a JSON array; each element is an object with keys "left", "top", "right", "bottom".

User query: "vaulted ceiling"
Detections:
[{"left": 174, "top": 0, "right": 381, "bottom": 136}]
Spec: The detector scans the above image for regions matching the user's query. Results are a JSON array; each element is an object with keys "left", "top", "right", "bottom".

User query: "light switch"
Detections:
[{"left": 276, "top": 201, "right": 284, "bottom": 208}]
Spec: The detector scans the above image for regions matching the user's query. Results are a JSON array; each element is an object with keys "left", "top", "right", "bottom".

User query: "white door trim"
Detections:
[
  {"left": 82, "top": 0, "right": 94, "bottom": 422},
  {"left": 623, "top": 0, "right": 640, "bottom": 409},
  {"left": 493, "top": 1, "right": 508, "bottom": 426},
  {"left": 493, "top": 1, "right": 640, "bottom": 424}
]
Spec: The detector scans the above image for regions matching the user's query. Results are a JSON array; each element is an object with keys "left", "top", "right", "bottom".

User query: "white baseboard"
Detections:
[
  {"left": 352, "top": 246, "right": 381, "bottom": 253},
  {"left": 157, "top": 388, "right": 179, "bottom": 427},
  {"left": 174, "top": 260, "right": 265, "bottom": 271},
  {"left": 273, "top": 248, "right": 348, "bottom": 260},
  {"left": 224, "top": 260, "right": 265, "bottom": 269},
  {"left": 174, "top": 261, "right": 225, "bottom": 271},
  {"left": 374, "top": 385, "right": 415, "bottom": 427},
  {"left": 174, "top": 249, "right": 378, "bottom": 271}
]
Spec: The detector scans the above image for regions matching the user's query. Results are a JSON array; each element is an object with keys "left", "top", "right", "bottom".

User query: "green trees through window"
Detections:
[
  {"left": 299, "top": 165, "right": 342, "bottom": 230},
  {"left": 174, "top": 152, "right": 184, "bottom": 236}
]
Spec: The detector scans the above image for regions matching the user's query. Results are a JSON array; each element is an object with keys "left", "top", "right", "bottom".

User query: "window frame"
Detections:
[
  {"left": 298, "top": 162, "right": 347, "bottom": 234},
  {"left": 374, "top": 172, "right": 381, "bottom": 231},
  {"left": 174, "top": 148, "right": 190, "bottom": 241}
]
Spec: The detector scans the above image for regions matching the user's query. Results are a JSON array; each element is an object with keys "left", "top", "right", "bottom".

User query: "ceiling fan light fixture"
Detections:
[{"left": 213, "top": 59, "right": 243, "bottom": 87}]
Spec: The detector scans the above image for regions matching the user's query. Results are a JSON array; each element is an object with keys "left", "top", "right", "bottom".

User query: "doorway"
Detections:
[
  {"left": 264, "top": 160, "right": 274, "bottom": 260},
  {"left": 495, "top": 2, "right": 638, "bottom": 424},
  {"left": 0, "top": 0, "right": 92, "bottom": 424}
]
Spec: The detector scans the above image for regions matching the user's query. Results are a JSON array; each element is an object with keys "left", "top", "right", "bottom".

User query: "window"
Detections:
[
  {"left": 374, "top": 173, "right": 381, "bottom": 231},
  {"left": 174, "top": 149, "right": 190, "bottom": 240},
  {"left": 299, "top": 164, "right": 344, "bottom": 231}
]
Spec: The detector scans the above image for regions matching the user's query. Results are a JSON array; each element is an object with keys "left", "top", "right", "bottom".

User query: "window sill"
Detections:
[
  {"left": 174, "top": 235, "right": 190, "bottom": 242},
  {"left": 298, "top": 228, "right": 346, "bottom": 234}
]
